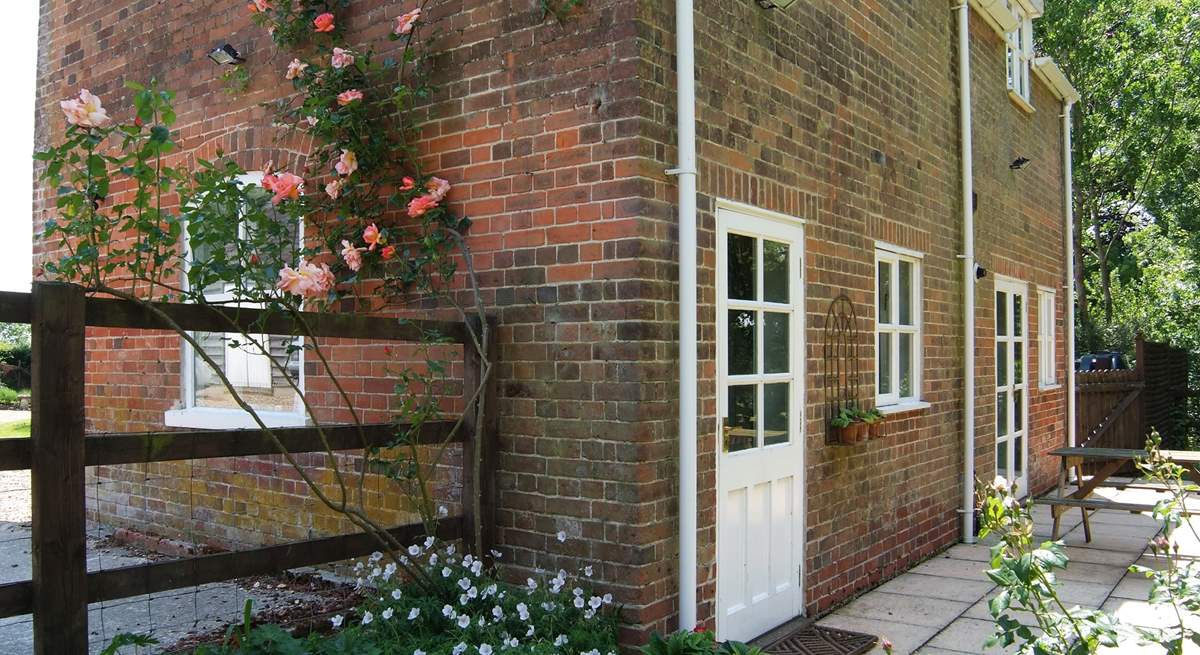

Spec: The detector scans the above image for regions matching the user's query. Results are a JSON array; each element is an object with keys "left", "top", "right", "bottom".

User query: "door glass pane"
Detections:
[
  {"left": 997, "top": 390, "right": 1009, "bottom": 437},
  {"left": 878, "top": 261, "right": 892, "bottom": 324},
  {"left": 996, "top": 292, "right": 1008, "bottom": 336},
  {"left": 1013, "top": 390, "right": 1023, "bottom": 431},
  {"left": 728, "top": 234, "right": 756, "bottom": 301},
  {"left": 763, "top": 312, "right": 789, "bottom": 374},
  {"left": 726, "top": 385, "right": 757, "bottom": 453},
  {"left": 878, "top": 332, "right": 892, "bottom": 395},
  {"left": 1013, "top": 295, "right": 1023, "bottom": 336},
  {"left": 899, "top": 260, "right": 913, "bottom": 326},
  {"left": 899, "top": 332, "right": 912, "bottom": 398},
  {"left": 1014, "top": 342, "right": 1024, "bottom": 384},
  {"left": 997, "top": 439, "right": 1008, "bottom": 473},
  {"left": 728, "top": 310, "right": 756, "bottom": 375},
  {"left": 763, "top": 240, "right": 789, "bottom": 303},
  {"left": 1015, "top": 435, "right": 1024, "bottom": 477},
  {"left": 763, "top": 383, "right": 789, "bottom": 446},
  {"left": 996, "top": 343, "right": 1008, "bottom": 386}
]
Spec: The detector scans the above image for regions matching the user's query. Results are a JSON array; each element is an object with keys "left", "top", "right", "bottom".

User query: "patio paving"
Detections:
[{"left": 815, "top": 479, "right": 1196, "bottom": 654}]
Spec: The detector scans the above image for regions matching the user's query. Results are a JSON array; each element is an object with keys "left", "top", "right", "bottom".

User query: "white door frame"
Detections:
[
  {"left": 994, "top": 276, "right": 1029, "bottom": 495},
  {"left": 714, "top": 199, "right": 806, "bottom": 641}
]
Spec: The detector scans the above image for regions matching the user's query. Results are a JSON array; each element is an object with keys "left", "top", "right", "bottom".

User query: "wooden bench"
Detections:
[{"left": 1039, "top": 447, "right": 1200, "bottom": 541}]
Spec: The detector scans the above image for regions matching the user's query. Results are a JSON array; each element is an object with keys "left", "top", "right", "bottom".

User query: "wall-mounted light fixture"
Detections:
[
  {"left": 207, "top": 44, "right": 244, "bottom": 66},
  {"left": 1009, "top": 156, "right": 1031, "bottom": 171},
  {"left": 975, "top": 263, "right": 989, "bottom": 280},
  {"left": 755, "top": 0, "right": 798, "bottom": 9}
]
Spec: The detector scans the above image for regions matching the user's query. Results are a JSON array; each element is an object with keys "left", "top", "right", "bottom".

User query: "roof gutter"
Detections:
[{"left": 671, "top": 0, "right": 699, "bottom": 631}]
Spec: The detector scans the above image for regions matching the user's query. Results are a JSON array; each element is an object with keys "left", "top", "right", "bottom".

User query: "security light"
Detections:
[
  {"left": 1009, "top": 156, "right": 1031, "bottom": 170},
  {"left": 755, "top": 0, "right": 798, "bottom": 9},
  {"left": 975, "top": 264, "right": 989, "bottom": 280},
  {"left": 207, "top": 44, "right": 244, "bottom": 66}
]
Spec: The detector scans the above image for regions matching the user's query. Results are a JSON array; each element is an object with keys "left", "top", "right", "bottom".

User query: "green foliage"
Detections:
[
  {"left": 976, "top": 478, "right": 1122, "bottom": 653},
  {"left": 186, "top": 544, "right": 618, "bottom": 655},
  {"left": 0, "top": 342, "right": 30, "bottom": 390},
  {"left": 638, "top": 630, "right": 765, "bottom": 655},
  {"left": 220, "top": 66, "right": 252, "bottom": 96},
  {"left": 0, "top": 324, "right": 30, "bottom": 348},
  {"left": 98, "top": 632, "right": 158, "bottom": 655},
  {"left": 1040, "top": 0, "right": 1200, "bottom": 379},
  {"left": 830, "top": 405, "right": 883, "bottom": 428},
  {"left": 541, "top": 0, "right": 584, "bottom": 23},
  {"left": 0, "top": 387, "right": 19, "bottom": 405}
]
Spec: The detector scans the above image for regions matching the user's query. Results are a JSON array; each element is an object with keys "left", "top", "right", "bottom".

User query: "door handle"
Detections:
[{"left": 721, "top": 420, "right": 733, "bottom": 452}]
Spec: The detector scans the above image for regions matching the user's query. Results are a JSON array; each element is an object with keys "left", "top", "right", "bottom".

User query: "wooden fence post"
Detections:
[
  {"left": 30, "top": 282, "right": 88, "bottom": 654},
  {"left": 462, "top": 315, "right": 498, "bottom": 557}
]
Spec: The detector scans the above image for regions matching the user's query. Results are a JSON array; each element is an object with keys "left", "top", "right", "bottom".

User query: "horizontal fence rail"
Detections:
[{"left": 11, "top": 282, "right": 497, "bottom": 654}]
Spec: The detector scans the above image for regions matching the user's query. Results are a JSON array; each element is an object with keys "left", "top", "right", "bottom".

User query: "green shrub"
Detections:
[
  {"left": 639, "top": 630, "right": 766, "bottom": 655},
  {"left": 0, "top": 343, "right": 30, "bottom": 390},
  {"left": 0, "top": 387, "right": 19, "bottom": 405}
]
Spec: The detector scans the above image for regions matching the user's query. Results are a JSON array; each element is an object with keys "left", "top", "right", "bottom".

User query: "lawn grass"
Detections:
[{"left": 0, "top": 420, "right": 30, "bottom": 438}]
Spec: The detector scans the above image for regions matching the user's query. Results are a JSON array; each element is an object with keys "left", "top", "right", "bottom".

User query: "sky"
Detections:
[{"left": 2, "top": 4, "right": 37, "bottom": 293}]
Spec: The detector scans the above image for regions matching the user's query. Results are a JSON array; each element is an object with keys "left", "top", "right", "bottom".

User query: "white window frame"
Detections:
[
  {"left": 1038, "top": 286, "right": 1058, "bottom": 388},
  {"left": 165, "top": 171, "right": 308, "bottom": 429},
  {"left": 1006, "top": 2, "right": 1035, "bottom": 109},
  {"left": 874, "top": 243, "right": 924, "bottom": 410}
]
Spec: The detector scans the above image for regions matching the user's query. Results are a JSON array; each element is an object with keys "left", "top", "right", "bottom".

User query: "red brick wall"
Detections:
[
  {"left": 33, "top": 0, "right": 1070, "bottom": 642},
  {"left": 637, "top": 1, "right": 1069, "bottom": 626}
]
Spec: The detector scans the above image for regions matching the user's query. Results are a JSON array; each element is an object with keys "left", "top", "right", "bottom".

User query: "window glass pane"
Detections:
[
  {"left": 997, "top": 439, "right": 1008, "bottom": 473},
  {"left": 727, "top": 310, "right": 756, "bottom": 375},
  {"left": 878, "top": 260, "right": 892, "bottom": 324},
  {"left": 728, "top": 234, "right": 756, "bottom": 300},
  {"left": 899, "top": 260, "right": 913, "bottom": 326},
  {"left": 763, "top": 312, "right": 789, "bottom": 374},
  {"left": 193, "top": 331, "right": 300, "bottom": 413},
  {"left": 997, "top": 390, "right": 1009, "bottom": 437},
  {"left": 899, "top": 332, "right": 913, "bottom": 399},
  {"left": 763, "top": 240, "right": 789, "bottom": 303},
  {"left": 726, "top": 385, "right": 757, "bottom": 453},
  {"left": 1014, "top": 342, "right": 1023, "bottom": 384},
  {"left": 997, "top": 343, "right": 1008, "bottom": 386},
  {"left": 1013, "top": 294, "right": 1023, "bottom": 336},
  {"left": 878, "top": 332, "right": 892, "bottom": 395},
  {"left": 996, "top": 292, "right": 1008, "bottom": 336},
  {"left": 763, "top": 383, "right": 789, "bottom": 446}
]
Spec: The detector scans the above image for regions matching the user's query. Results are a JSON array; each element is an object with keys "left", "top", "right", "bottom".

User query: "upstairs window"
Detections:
[
  {"left": 875, "top": 246, "right": 922, "bottom": 407},
  {"left": 1006, "top": 2, "right": 1034, "bottom": 106}
]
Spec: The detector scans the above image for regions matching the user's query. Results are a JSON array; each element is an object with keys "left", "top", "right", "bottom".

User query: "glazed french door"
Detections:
[
  {"left": 995, "top": 278, "right": 1028, "bottom": 494},
  {"left": 715, "top": 204, "right": 805, "bottom": 642}
]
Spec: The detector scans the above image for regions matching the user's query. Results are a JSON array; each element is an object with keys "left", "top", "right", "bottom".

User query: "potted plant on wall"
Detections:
[{"left": 831, "top": 406, "right": 886, "bottom": 444}]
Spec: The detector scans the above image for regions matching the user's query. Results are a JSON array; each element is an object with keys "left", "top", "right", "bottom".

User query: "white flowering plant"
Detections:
[{"left": 190, "top": 537, "right": 619, "bottom": 654}]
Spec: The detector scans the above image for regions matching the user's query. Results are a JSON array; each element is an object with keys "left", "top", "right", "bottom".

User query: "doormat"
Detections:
[{"left": 763, "top": 625, "right": 878, "bottom": 655}]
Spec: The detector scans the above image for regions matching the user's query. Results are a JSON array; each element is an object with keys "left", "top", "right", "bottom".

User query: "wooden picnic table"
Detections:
[{"left": 1041, "top": 447, "right": 1200, "bottom": 541}]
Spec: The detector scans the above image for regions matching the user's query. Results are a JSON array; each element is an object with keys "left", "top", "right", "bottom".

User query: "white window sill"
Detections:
[
  {"left": 1038, "top": 383, "right": 1061, "bottom": 391},
  {"left": 877, "top": 400, "right": 932, "bottom": 416},
  {"left": 165, "top": 407, "right": 308, "bottom": 430},
  {"left": 1008, "top": 90, "right": 1036, "bottom": 114}
]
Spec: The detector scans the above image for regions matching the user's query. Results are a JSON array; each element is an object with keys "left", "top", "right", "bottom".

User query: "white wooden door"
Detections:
[
  {"left": 716, "top": 205, "right": 805, "bottom": 642},
  {"left": 995, "top": 278, "right": 1028, "bottom": 494},
  {"left": 225, "top": 333, "right": 272, "bottom": 389}
]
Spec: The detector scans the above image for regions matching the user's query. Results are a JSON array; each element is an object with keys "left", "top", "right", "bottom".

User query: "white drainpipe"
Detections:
[
  {"left": 1063, "top": 102, "right": 1076, "bottom": 447},
  {"left": 673, "top": 0, "right": 699, "bottom": 631},
  {"left": 955, "top": 0, "right": 978, "bottom": 544}
]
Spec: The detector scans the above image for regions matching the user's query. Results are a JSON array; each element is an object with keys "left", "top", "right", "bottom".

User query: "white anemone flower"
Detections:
[
  {"left": 457, "top": 614, "right": 471, "bottom": 628},
  {"left": 361, "top": 611, "right": 374, "bottom": 625},
  {"left": 330, "top": 614, "right": 344, "bottom": 628},
  {"left": 381, "top": 607, "right": 394, "bottom": 620},
  {"left": 408, "top": 607, "right": 420, "bottom": 620}
]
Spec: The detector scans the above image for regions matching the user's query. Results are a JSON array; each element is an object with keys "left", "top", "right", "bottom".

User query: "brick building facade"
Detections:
[{"left": 33, "top": 0, "right": 1076, "bottom": 644}]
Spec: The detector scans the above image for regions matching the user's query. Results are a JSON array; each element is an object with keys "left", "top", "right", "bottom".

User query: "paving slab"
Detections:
[
  {"left": 816, "top": 614, "right": 940, "bottom": 655},
  {"left": 874, "top": 573, "right": 994, "bottom": 603},
  {"left": 924, "top": 617, "right": 1024, "bottom": 654},
  {"left": 837, "top": 591, "right": 970, "bottom": 628},
  {"left": 908, "top": 556, "right": 991, "bottom": 581}
]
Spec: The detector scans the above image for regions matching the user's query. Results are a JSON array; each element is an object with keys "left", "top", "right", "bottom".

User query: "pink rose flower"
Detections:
[
  {"left": 337, "top": 89, "right": 363, "bottom": 106},
  {"left": 60, "top": 89, "right": 110, "bottom": 128},
  {"left": 341, "top": 240, "right": 364, "bottom": 271},
  {"left": 400, "top": 176, "right": 416, "bottom": 191},
  {"left": 285, "top": 58, "right": 308, "bottom": 80},
  {"left": 277, "top": 260, "right": 334, "bottom": 299},
  {"left": 425, "top": 176, "right": 451, "bottom": 202},
  {"left": 381, "top": 245, "right": 396, "bottom": 260},
  {"left": 334, "top": 149, "right": 358, "bottom": 176},
  {"left": 248, "top": 0, "right": 270, "bottom": 13},
  {"left": 395, "top": 8, "right": 421, "bottom": 35},
  {"left": 363, "top": 223, "right": 381, "bottom": 250},
  {"left": 407, "top": 194, "right": 439, "bottom": 217},
  {"left": 330, "top": 47, "right": 355, "bottom": 69},
  {"left": 325, "top": 178, "right": 344, "bottom": 199},
  {"left": 313, "top": 12, "right": 335, "bottom": 32},
  {"left": 263, "top": 172, "right": 304, "bottom": 205}
]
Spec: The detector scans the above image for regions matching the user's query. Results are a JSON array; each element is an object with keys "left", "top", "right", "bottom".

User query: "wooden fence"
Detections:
[
  {"left": 1077, "top": 335, "right": 1191, "bottom": 455},
  {"left": 0, "top": 281, "right": 498, "bottom": 654}
]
